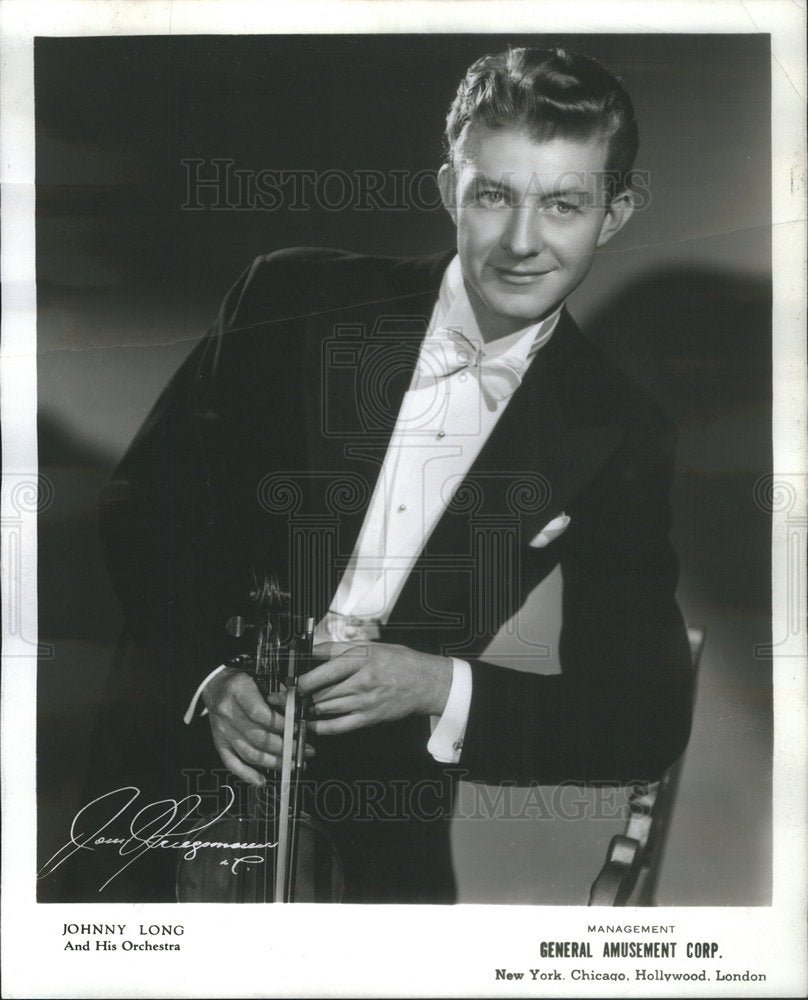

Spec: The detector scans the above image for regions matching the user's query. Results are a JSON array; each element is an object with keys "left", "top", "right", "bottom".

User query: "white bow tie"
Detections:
[{"left": 418, "top": 327, "right": 526, "bottom": 403}]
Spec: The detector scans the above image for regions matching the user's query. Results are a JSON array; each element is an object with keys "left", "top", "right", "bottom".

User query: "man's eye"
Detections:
[
  {"left": 547, "top": 200, "right": 582, "bottom": 216},
  {"left": 476, "top": 188, "right": 507, "bottom": 206}
]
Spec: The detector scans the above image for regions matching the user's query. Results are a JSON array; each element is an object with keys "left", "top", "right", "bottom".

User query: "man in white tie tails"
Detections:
[{"left": 95, "top": 46, "right": 693, "bottom": 902}]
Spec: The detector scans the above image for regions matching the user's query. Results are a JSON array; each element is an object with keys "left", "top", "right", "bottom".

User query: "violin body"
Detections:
[
  {"left": 175, "top": 571, "right": 344, "bottom": 903},
  {"left": 176, "top": 811, "right": 344, "bottom": 903}
]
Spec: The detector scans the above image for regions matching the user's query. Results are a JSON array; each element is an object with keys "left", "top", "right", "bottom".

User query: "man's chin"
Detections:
[
  {"left": 484, "top": 295, "right": 556, "bottom": 327},
  {"left": 466, "top": 278, "right": 560, "bottom": 336}
]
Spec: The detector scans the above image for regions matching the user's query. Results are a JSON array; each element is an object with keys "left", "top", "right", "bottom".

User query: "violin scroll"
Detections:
[{"left": 176, "top": 569, "right": 343, "bottom": 903}]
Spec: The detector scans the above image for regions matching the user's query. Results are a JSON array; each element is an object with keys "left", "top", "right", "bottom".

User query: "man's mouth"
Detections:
[{"left": 493, "top": 267, "right": 551, "bottom": 285}]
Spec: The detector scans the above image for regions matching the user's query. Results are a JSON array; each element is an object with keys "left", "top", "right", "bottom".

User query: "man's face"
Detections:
[{"left": 438, "top": 126, "right": 634, "bottom": 341}]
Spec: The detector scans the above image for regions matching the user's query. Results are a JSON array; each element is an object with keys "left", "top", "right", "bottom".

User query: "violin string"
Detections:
[
  {"left": 288, "top": 628, "right": 304, "bottom": 901},
  {"left": 289, "top": 614, "right": 313, "bottom": 900},
  {"left": 269, "top": 633, "right": 280, "bottom": 902}
]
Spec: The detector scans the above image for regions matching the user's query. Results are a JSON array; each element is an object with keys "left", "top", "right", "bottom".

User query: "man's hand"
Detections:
[
  {"left": 280, "top": 642, "right": 453, "bottom": 736},
  {"left": 201, "top": 666, "right": 314, "bottom": 786}
]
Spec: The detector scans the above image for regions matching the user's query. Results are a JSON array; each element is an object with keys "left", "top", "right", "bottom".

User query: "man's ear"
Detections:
[
  {"left": 437, "top": 163, "right": 458, "bottom": 226},
  {"left": 596, "top": 189, "right": 635, "bottom": 247}
]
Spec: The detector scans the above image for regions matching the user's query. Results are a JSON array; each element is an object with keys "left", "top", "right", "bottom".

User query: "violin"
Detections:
[{"left": 176, "top": 572, "right": 344, "bottom": 902}]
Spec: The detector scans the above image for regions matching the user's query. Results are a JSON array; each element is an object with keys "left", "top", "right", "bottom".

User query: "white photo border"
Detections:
[{"left": 2, "top": 1, "right": 805, "bottom": 997}]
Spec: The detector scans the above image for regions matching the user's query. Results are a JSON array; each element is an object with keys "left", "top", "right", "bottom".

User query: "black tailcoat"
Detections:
[{"left": 88, "top": 247, "right": 693, "bottom": 902}]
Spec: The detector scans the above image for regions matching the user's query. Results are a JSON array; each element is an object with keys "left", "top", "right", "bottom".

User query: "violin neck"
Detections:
[{"left": 256, "top": 603, "right": 314, "bottom": 903}]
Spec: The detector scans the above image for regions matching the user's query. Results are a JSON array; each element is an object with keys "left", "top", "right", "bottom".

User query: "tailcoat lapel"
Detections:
[
  {"left": 412, "top": 308, "right": 625, "bottom": 558},
  {"left": 297, "top": 280, "right": 441, "bottom": 612},
  {"left": 289, "top": 258, "right": 624, "bottom": 627},
  {"left": 383, "top": 308, "right": 625, "bottom": 650}
]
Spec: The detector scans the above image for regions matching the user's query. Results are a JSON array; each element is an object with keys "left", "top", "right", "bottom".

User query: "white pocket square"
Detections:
[{"left": 529, "top": 513, "right": 571, "bottom": 548}]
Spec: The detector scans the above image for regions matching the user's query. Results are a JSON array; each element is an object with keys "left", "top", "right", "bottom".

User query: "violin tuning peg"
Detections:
[{"left": 225, "top": 615, "right": 250, "bottom": 637}]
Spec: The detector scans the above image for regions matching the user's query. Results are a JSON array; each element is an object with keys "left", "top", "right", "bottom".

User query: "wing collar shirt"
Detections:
[
  {"left": 319, "top": 255, "right": 563, "bottom": 762},
  {"left": 186, "top": 257, "right": 562, "bottom": 761}
]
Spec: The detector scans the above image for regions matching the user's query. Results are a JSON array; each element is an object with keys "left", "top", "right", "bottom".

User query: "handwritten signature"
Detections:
[{"left": 38, "top": 786, "right": 277, "bottom": 892}]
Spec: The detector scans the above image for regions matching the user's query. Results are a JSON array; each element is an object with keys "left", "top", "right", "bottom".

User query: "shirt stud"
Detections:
[
  {"left": 437, "top": 429, "right": 445, "bottom": 439},
  {"left": 398, "top": 503, "right": 407, "bottom": 512}
]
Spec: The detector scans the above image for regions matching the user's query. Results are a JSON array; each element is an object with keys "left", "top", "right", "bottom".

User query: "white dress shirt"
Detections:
[{"left": 185, "top": 256, "right": 562, "bottom": 764}]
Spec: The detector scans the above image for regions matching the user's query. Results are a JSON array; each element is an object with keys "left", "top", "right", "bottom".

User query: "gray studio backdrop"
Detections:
[{"left": 36, "top": 34, "right": 771, "bottom": 904}]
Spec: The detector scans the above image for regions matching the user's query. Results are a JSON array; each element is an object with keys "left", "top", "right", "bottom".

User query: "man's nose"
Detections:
[{"left": 501, "top": 204, "right": 544, "bottom": 257}]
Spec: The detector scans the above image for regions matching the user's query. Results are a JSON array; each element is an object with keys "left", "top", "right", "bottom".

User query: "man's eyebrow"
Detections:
[
  {"left": 470, "top": 171, "right": 514, "bottom": 189},
  {"left": 469, "top": 172, "right": 595, "bottom": 200},
  {"left": 524, "top": 176, "right": 596, "bottom": 201},
  {"left": 535, "top": 186, "right": 593, "bottom": 202}
]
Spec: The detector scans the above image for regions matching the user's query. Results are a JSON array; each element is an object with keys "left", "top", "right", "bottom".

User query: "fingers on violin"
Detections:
[
  {"left": 211, "top": 705, "right": 279, "bottom": 749},
  {"left": 265, "top": 691, "right": 287, "bottom": 711},
  {"left": 243, "top": 724, "right": 315, "bottom": 759},
  {"left": 311, "top": 689, "right": 360, "bottom": 717},
  {"left": 231, "top": 736, "right": 282, "bottom": 772},
  {"left": 223, "top": 670, "right": 261, "bottom": 701},
  {"left": 308, "top": 712, "right": 368, "bottom": 737},
  {"left": 311, "top": 641, "right": 355, "bottom": 660},
  {"left": 299, "top": 648, "right": 365, "bottom": 695},
  {"left": 242, "top": 724, "right": 285, "bottom": 756},
  {"left": 215, "top": 743, "right": 268, "bottom": 788},
  {"left": 229, "top": 687, "right": 278, "bottom": 729}
]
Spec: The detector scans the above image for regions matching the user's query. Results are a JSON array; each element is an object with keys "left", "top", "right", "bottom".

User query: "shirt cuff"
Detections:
[
  {"left": 427, "top": 658, "right": 472, "bottom": 764},
  {"left": 182, "top": 663, "right": 227, "bottom": 725}
]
